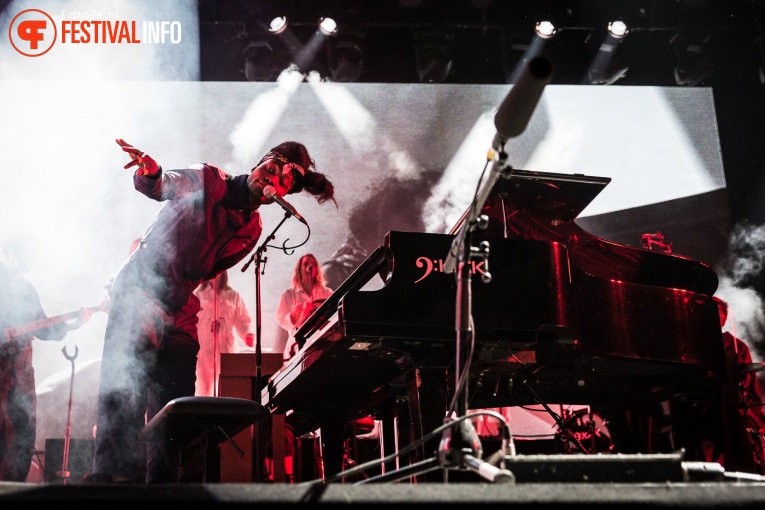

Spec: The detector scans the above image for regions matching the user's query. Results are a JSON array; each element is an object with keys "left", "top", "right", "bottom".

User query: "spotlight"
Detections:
[
  {"left": 672, "top": 32, "right": 713, "bottom": 86},
  {"left": 328, "top": 37, "right": 364, "bottom": 82},
  {"left": 319, "top": 17, "right": 338, "bottom": 36},
  {"left": 268, "top": 16, "right": 288, "bottom": 35},
  {"left": 586, "top": 54, "right": 629, "bottom": 85},
  {"left": 585, "top": 24, "right": 630, "bottom": 85},
  {"left": 607, "top": 20, "right": 629, "bottom": 39},
  {"left": 535, "top": 21, "right": 557, "bottom": 40},
  {"left": 243, "top": 41, "right": 276, "bottom": 81},
  {"left": 415, "top": 29, "right": 454, "bottom": 83}
]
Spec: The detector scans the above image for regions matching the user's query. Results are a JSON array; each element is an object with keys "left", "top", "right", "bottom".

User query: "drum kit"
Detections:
[{"left": 471, "top": 406, "right": 615, "bottom": 456}]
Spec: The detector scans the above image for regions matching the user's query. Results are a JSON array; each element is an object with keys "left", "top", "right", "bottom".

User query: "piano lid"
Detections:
[
  {"left": 449, "top": 167, "right": 718, "bottom": 295},
  {"left": 450, "top": 169, "right": 611, "bottom": 234}
]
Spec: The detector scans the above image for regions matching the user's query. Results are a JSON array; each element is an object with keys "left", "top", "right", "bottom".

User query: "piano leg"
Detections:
[
  {"left": 377, "top": 401, "right": 398, "bottom": 476},
  {"left": 319, "top": 420, "right": 347, "bottom": 480},
  {"left": 403, "top": 369, "right": 425, "bottom": 466}
]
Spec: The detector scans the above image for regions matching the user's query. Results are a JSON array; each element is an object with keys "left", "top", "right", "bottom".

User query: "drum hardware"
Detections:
[
  {"left": 520, "top": 383, "right": 592, "bottom": 454},
  {"left": 555, "top": 407, "right": 614, "bottom": 455}
]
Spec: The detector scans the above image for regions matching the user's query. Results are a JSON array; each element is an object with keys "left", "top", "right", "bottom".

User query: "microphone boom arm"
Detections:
[{"left": 444, "top": 150, "right": 511, "bottom": 275}]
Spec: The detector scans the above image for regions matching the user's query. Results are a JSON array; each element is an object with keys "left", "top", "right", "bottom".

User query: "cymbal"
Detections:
[{"left": 735, "top": 362, "right": 765, "bottom": 374}]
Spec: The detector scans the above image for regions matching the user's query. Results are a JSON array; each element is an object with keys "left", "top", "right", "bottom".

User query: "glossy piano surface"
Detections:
[
  {"left": 261, "top": 246, "right": 416, "bottom": 429},
  {"left": 262, "top": 169, "right": 726, "bottom": 421}
]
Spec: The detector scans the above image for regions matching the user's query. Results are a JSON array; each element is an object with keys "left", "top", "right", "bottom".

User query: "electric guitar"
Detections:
[{"left": 3, "top": 297, "right": 109, "bottom": 343}]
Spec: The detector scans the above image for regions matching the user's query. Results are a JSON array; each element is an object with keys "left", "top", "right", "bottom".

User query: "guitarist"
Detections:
[{"left": 0, "top": 235, "right": 93, "bottom": 482}]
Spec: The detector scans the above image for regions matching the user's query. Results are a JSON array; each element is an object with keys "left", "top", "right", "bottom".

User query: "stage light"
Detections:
[
  {"left": 672, "top": 32, "right": 713, "bottom": 86},
  {"left": 586, "top": 51, "right": 629, "bottom": 85},
  {"left": 268, "top": 16, "right": 288, "bottom": 35},
  {"left": 415, "top": 29, "right": 454, "bottom": 83},
  {"left": 535, "top": 21, "right": 557, "bottom": 40},
  {"left": 501, "top": 35, "right": 547, "bottom": 84},
  {"left": 319, "top": 17, "right": 338, "bottom": 36},
  {"left": 585, "top": 24, "right": 630, "bottom": 85},
  {"left": 328, "top": 37, "right": 364, "bottom": 82},
  {"left": 608, "top": 20, "right": 629, "bottom": 39},
  {"left": 243, "top": 41, "right": 276, "bottom": 81}
]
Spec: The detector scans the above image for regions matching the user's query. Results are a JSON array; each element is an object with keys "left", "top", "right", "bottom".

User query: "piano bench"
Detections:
[{"left": 138, "top": 396, "right": 267, "bottom": 483}]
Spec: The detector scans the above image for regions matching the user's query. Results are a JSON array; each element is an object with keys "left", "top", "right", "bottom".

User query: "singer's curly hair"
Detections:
[{"left": 268, "top": 141, "right": 337, "bottom": 206}]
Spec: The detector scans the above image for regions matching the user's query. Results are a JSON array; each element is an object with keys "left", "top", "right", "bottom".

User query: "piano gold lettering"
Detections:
[{"left": 414, "top": 256, "right": 486, "bottom": 284}]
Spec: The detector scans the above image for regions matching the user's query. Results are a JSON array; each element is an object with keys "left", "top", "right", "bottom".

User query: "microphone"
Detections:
[
  {"left": 263, "top": 185, "right": 308, "bottom": 225},
  {"left": 492, "top": 56, "right": 554, "bottom": 151}
]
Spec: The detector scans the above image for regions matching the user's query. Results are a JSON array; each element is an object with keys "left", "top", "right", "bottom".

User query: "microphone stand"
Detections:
[
  {"left": 212, "top": 276, "right": 220, "bottom": 397},
  {"left": 435, "top": 147, "right": 514, "bottom": 482},
  {"left": 241, "top": 212, "right": 292, "bottom": 483},
  {"left": 351, "top": 151, "right": 517, "bottom": 485},
  {"left": 58, "top": 345, "right": 79, "bottom": 485}
]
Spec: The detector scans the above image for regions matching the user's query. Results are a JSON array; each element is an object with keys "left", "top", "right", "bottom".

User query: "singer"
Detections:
[
  {"left": 263, "top": 185, "right": 308, "bottom": 225},
  {"left": 88, "top": 139, "right": 336, "bottom": 484},
  {"left": 276, "top": 253, "right": 334, "bottom": 361}
]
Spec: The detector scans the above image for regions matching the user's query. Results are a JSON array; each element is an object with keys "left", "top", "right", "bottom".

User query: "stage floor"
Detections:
[
  {"left": 4, "top": 453, "right": 765, "bottom": 507},
  {"left": 2, "top": 479, "right": 765, "bottom": 507}
]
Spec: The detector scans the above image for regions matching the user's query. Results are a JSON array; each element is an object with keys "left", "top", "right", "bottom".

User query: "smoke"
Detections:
[
  {"left": 422, "top": 111, "right": 496, "bottom": 234},
  {"left": 0, "top": 0, "right": 200, "bottom": 463},
  {"left": 715, "top": 221, "right": 765, "bottom": 362},
  {"left": 228, "top": 67, "right": 305, "bottom": 169}
]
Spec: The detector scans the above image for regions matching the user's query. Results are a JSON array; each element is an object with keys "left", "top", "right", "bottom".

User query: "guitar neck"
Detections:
[{"left": 4, "top": 305, "right": 102, "bottom": 341}]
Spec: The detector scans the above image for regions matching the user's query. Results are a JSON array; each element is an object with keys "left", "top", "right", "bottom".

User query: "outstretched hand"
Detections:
[{"left": 116, "top": 138, "right": 159, "bottom": 176}]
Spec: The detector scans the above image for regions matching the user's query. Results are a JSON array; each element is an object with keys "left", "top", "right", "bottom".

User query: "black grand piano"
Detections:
[{"left": 261, "top": 169, "right": 727, "bottom": 478}]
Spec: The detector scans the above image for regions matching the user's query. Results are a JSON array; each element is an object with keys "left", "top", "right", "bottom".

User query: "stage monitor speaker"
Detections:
[
  {"left": 43, "top": 438, "right": 95, "bottom": 483},
  {"left": 498, "top": 452, "right": 693, "bottom": 483}
]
